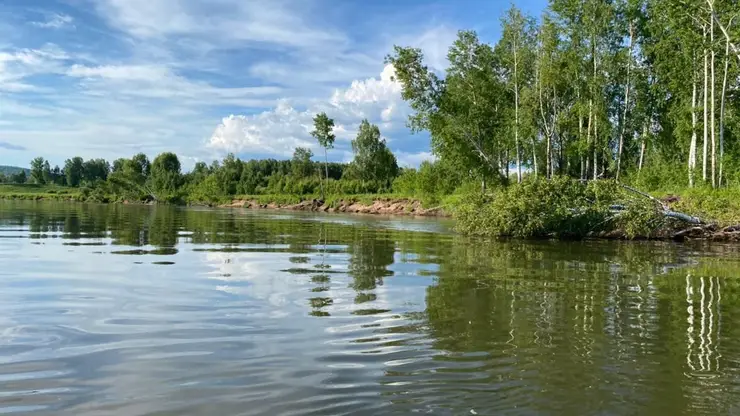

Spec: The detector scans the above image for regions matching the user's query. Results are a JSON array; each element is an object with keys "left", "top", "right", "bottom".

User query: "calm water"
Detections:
[{"left": 2, "top": 201, "right": 740, "bottom": 415}]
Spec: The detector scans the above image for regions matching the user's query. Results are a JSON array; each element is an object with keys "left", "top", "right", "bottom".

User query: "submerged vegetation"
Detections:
[{"left": 2, "top": 0, "right": 740, "bottom": 239}]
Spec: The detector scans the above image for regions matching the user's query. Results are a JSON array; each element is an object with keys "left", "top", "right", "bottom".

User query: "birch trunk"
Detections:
[
  {"left": 720, "top": 37, "right": 729, "bottom": 186},
  {"left": 592, "top": 36, "right": 598, "bottom": 181},
  {"left": 514, "top": 39, "right": 522, "bottom": 184},
  {"left": 711, "top": 16, "right": 716, "bottom": 188},
  {"left": 703, "top": 26, "right": 709, "bottom": 183},
  {"left": 593, "top": 115, "right": 599, "bottom": 180},
  {"left": 639, "top": 123, "right": 647, "bottom": 172},
  {"left": 689, "top": 62, "right": 698, "bottom": 187},
  {"left": 324, "top": 148, "right": 329, "bottom": 200},
  {"left": 586, "top": 102, "right": 592, "bottom": 180},
  {"left": 706, "top": 1, "right": 740, "bottom": 64},
  {"left": 616, "top": 23, "right": 633, "bottom": 181}
]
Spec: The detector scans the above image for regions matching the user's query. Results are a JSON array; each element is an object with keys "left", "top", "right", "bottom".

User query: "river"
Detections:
[{"left": 2, "top": 200, "right": 740, "bottom": 415}]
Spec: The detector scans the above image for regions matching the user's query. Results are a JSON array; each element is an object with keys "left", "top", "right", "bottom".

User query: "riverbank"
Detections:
[
  {"left": 455, "top": 178, "right": 740, "bottom": 242},
  {"left": 219, "top": 197, "right": 448, "bottom": 217},
  {"left": 0, "top": 185, "right": 449, "bottom": 217},
  {"left": 4, "top": 181, "right": 740, "bottom": 241}
]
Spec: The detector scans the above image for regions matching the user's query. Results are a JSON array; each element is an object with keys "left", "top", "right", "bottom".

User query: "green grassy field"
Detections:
[{"left": 0, "top": 184, "right": 82, "bottom": 201}]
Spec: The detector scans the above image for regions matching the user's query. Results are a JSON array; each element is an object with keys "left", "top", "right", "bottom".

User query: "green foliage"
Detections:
[
  {"left": 30, "top": 157, "right": 46, "bottom": 184},
  {"left": 311, "top": 113, "right": 336, "bottom": 150},
  {"left": 82, "top": 158, "right": 110, "bottom": 184},
  {"left": 455, "top": 177, "right": 619, "bottom": 238},
  {"left": 348, "top": 120, "right": 399, "bottom": 185},
  {"left": 148, "top": 152, "right": 182, "bottom": 200},
  {"left": 291, "top": 147, "right": 315, "bottom": 179},
  {"left": 64, "top": 157, "right": 84, "bottom": 187},
  {"left": 10, "top": 170, "right": 27, "bottom": 184}
]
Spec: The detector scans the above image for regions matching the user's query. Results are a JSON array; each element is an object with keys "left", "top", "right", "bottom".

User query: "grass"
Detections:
[
  {"left": 0, "top": 184, "right": 82, "bottom": 201},
  {"left": 651, "top": 187, "right": 740, "bottom": 226}
]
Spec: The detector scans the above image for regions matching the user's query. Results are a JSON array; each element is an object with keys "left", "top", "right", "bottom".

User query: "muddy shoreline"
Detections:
[{"left": 218, "top": 198, "right": 448, "bottom": 217}]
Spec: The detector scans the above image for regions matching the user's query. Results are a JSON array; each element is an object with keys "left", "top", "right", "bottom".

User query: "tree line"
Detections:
[
  {"left": 3, "top": 118, "right": 410, "bottom": 203},
  {"left": 386, "top": 0, "right": 740, "bottom": 190}
]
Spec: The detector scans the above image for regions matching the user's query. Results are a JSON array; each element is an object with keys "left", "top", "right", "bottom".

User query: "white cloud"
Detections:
[
  {"left": 31, "top": 13, "right": 75, "bottom": 29},
  {"left": 207, "top": 64, "right": 409, "bottom": 157},
  {"left": 209, "top": 101, "right": 315, "bottom": 157},
  {"left": 0, "top": 44, "right": 69, "bottom": 92},
  {"left": 95, "top": 0, "right": 344, "bottom": 50},
  {"left": 67, "top": 64, "right": 170, "bottom": 81},
  {"left": 66, "top": 63, "right": 282, "bottom": 105},
  {"left": 396, "top": 151, "right": 436, "bottom": 168}
]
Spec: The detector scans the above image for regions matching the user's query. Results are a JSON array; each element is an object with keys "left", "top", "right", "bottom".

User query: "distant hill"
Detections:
[{"left": 0, "top": 165, "right": 30, "bottom": 176}]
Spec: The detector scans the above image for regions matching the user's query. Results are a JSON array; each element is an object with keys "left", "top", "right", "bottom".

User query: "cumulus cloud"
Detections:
[
  {"left": 31, "top": 13, "right": 75, "bottom": 29},
  {"left": 207, "top": 64, "right": 409, "bottom": 157},
  {"left": 209, "top": 101, "right": 316, "bottom": 156}
]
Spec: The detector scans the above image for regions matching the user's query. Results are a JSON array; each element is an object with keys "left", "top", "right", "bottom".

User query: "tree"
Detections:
[
  {"left": 11, "top": 170, "right": 27, "bottom": 184},
  {"left": 350, "top": 120, "right": 399, "bottom": 185},
  {"left": 217, "top": 153, "right": 243, "bottom": 195},
  {"left": 497, "top": 6, "right": 537, "bottom": 182},
  {"left": 131, "top": 153, "right": 151, "bottom": 177},
  {"left": 148, "top": 152, "right": 182, "bottom": 198},
  {"left": 82, "top": 159, "right": 110, "bottom": 184},
  {"left": 64, "top": 157, "right": 84, "bottom": 187},
  {"left": 310, "top": 112, "right": 335, "bottom": 200},
  {"left": 51, "top": 165, "right": 63, "bottom": 185},
  {"left": 30, "top": 157, "right": 46, "bottom": 184},
  {"left": 42, "top": 160, "right": 52, "bottom": 184},
  {"left": 112, "top": 158, "right": 126, "bottom": 173},
  {"left": 291, "top": 147, "right": 314, "bottom": 179},
  {"left": 387, "top": 31, "right": 509, "bottom": 190}
]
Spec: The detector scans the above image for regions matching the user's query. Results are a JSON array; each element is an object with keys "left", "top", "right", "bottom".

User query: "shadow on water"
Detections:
[{"left": 2, "top": 200, "right": 740, "bottom": 415}]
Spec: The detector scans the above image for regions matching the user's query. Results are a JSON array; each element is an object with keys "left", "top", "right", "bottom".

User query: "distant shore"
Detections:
[{"left": 217, "top": 198, "right": 448, "bottom": 217}]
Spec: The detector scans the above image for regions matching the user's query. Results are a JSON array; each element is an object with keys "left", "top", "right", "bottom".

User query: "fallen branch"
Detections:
[{"left": 619, "top": 183, "right": 704, "bottom": 225}]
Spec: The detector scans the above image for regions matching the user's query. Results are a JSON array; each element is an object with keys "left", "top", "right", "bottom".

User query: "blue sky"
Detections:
[{"left": 0, "top": 0, "right": 547, "bottom": 170}]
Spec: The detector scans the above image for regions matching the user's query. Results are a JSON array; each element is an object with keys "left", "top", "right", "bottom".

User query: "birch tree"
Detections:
[{"left": 498, "top": 6, "right": 537, "bottom": 183}]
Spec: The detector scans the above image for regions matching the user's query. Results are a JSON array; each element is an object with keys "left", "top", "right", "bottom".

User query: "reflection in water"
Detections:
[{"left": 2, "top": 201, "right": 740, "bottom": 415}]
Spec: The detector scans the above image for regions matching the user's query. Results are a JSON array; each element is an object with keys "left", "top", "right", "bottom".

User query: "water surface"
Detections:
[{"left": 2, "top": 200, "right": 740, "bottom": 415}]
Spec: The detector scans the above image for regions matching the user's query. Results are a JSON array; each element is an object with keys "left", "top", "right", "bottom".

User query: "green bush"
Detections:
[{"left": 455, "top": 177, "right": 622, "bottom": 238}]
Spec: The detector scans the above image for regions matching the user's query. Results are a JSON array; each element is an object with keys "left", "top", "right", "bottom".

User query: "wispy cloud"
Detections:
[
  {"left": 0, "top": 141, "right": 26, "bottom": 151},
  {"left": 0, "top": 44, "right": 70, "bottom": 92},
  {"left": 94, "top": 0, "right": 345, "bottom": 49},
  {"left": 31, "top": 13, "right": 75, "bottom": 29}
]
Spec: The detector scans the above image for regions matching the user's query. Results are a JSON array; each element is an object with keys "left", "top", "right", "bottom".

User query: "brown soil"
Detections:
[{"left": 219, "top": 198, "right": 448, "bottom": 217}]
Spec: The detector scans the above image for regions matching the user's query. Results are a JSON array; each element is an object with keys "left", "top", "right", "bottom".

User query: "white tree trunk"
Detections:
[
  {"left": 591, "top": 36, "right": 598, "bottom": 181},
  {"left": 689, "top": 63, "right": 698, "bottom": 187},
  {"left": 514, "top": 44, "right": 522, "bottom": 184},
  {"left": 616, "top": 23, "right": 633, "bottom": 181},
  {"left": 703, "top": 26, "right": 709, "bottom": 183},
  {"left": 711, "top": 16, "right": 716, "bottom": 188},
  {"left": 593, "top": 115, "right": 599, "bottom": 180},
  {"left": 324, "top": 148, "right": 329, "bottom": 200},
  {"left": 532, "top": 136, "right": 538, "bottom": 177},
  {"left": 706, "top": 1, "right": 740, "bottom": 64},
  {"left": 639, "top": 123, "right": 647, "bottom": 172},
  {"left": 720, "top": 37, "right": 729, "bottom": 187},
  {"left": 586, "top": 101, "right": 592, "bottom": 179}
]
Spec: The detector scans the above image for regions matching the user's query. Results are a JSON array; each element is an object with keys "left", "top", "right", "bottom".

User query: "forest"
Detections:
[{"left": 2, "top": 0, "right": 740, "bottom": 238}]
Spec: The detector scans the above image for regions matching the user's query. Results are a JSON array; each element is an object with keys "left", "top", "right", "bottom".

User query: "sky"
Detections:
[{"left": 0, "top": 0, "right": 547, "bottom": 171}]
